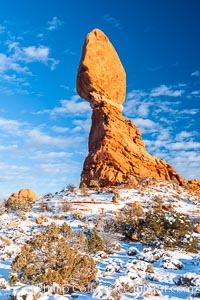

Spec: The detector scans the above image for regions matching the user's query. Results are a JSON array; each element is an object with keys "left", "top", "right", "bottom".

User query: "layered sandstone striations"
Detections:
[{"left": 76, "top": 28, "right": 197, "bottom": 189}]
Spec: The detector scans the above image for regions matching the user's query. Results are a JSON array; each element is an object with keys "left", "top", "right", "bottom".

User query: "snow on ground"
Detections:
[{"left": 0, "top": 180, "right": 200, "bottom": 299}]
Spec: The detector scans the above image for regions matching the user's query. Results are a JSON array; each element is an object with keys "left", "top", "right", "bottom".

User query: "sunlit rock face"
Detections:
[
  {"left": 6, "top": 189, "right": 37, "bottom": 208},
  {"left": 76, "top": 28, "right": 195, "bottom": 189},
  {"left": 77, "top": 28, "right": 126, "bottom": 111}
]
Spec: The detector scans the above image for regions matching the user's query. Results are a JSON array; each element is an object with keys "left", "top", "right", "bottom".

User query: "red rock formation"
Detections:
[
  {"left": 76, "top": 28, "right": 198, "bottom": 189},
  {"left": 7, "top": 188, "right": 37, "bottom": 208},
  {"left": 77, "top": 28, "right": 125, "bottom": 110},
  {"left": 188, "top": 180, "right": 200, "bottom": 194}
]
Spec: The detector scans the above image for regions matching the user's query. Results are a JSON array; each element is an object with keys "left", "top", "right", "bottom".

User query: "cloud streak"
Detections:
[
  {"left": 37, "top": 95, "right": 90, "bottom": 116},
  {"left": 151, "top": 84, "right": 184, "bottom": 97},
  {"left": 103, "top": 14, "right": 123, "bottom": 30},
  {"left": 47, "top": 17, "right": 63, "bottom": 31},
  {"left": 124, "top": 82, "right": 200, "bottom": 181},
  {"left": 0, "top": 22, "right": 60, "bottom": 96},
  {"left": 191, "top": 70, "right": 200, "bottom": 77}
]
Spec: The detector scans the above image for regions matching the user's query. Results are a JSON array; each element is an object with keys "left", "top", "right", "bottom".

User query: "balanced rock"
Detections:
[
  {"left": 77, "top": 28, "right": 125, "bottom": 111},
  {"left": 76, "top": 29, "right": 194, "bottom": 188}
]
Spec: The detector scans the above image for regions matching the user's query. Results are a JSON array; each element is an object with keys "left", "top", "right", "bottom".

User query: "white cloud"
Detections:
[
  {"left": 137, "top": 103, "right": 150, "bottom": 117},
  {"left": 144, "top": 139, "right": 166, "bottom": 149},
  {"left": 18, "top": 45, "right": 59, "bottom": 69},
  {"left": 38, "top": 95, "right": 90, "bottom": 116},
  {"left": 37, "top": 33, "right": 44, "bottom": 39},
  {"left": 127, "top": 89, "right": 147, "bottom": 101},
  {"left": 51, "top": 126, "right": 69, "bottom": 133},
  {"left": 0, "top": 163, "right": 28, "bottom": 172},
  {"left": 180, "top": 109, "right": 199, "bottom": 115},
  {"left": 124, "top": 90, "right": 149, "bottom": 117},
  {"left": 103, "top": 14, "right": 123, "bottom": 30},
  {"left": 191, "top": 90, "right": 200, "bottom": 96},
  {"left": 32, "top": 151, "right": 72, "bottom": 161},
  {"left": 47, "top": 17, "right": 63, "bottom": 31},
  {"left": 166, "top": 141, "right": 200, "bottom": 151},
  {"left": 60, "top": 84, "right": 69, "bottom": 90},
  {"left": 125, "top": 85, "right": 184, "bottom": 120},
  {"left": 169, "top": 151, "right": 200, "bottom": 180},
  {"left": 49, "top": 58, "right": 59, "bottom": 70},
  {"left": 0, "top": 144, "right": 18, "bottom": 151},
  {"left": 7, "top": 41, "right": 20, "bottom": 52},
  {"left": 40, "top": 163, "right": 70, "bottom": 174},
  {"left": 2, "top": 39, "right": 59, "bottom": 76},
  {"left": 72, "top": 118, "right": 91, "bottom": 133},
  {"left": 0, "top": 53, "right": 28, "bottom": 74},
  {"left": 64, "top": 48, "right": 76, "bottom": 56},
  {"left": 0, "top": 117, "right": 24, "bottom": 135},
  {"left": 132, "top": 118, "right": 158, "bottom": 133},
  {"left": 191, "top": 70, "right": 200, "bottom": 77},
  {"left": 28, "top": 128, "right": 65, "bottom": 147},
  {"left": 23, "top": 46, "right": 49, "bottom": 62},
  {"left": 27, "top": 128, "right": 84, "bottom": 148},
  {"left": 0, "top": 25, "right": 5, "bottom": 34},
  {"left": 176, "top": 131, "right": 197, "bottom": 141},
  {"left": 157, "top": 128, "right": 171, "bottom": 141},
  {"left": 151, "top": 84, "right": 184, "bottom": 97}
]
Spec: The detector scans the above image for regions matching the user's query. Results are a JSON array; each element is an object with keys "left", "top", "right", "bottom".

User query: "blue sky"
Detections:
[{"left": 0, "top": 0, "right": 199, "bottom": 198}]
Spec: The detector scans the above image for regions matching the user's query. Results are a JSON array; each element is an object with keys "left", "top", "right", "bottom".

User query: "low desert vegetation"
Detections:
[
  {"left": 66, "top": 183, "right": 76, "bottom": 193},
  {"left": 1, "top": 180, "right": 199, "bottom": 299},
  {"left": 9, "top": 223, "right": 97, "bottom": 291},
  {"left": 5, "top": 197, "right": 33, "bottom": 212},
  {"left": 104, "top": 207, "right": 198, "bottom": 252},
  {"left": 80, "top": 183, "right": 90, "bottom": 197},
  {"left": 86, "top": 227, "right": 106, "bottom": 254}
]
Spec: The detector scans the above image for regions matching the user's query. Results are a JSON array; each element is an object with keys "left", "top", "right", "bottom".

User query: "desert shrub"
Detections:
[
  {"left": 89, "top": 180, "right": 100, "bottom": 190},
  {"left": 16, "top": 210, "right": 28, "bottom": 220},
  {"left": 98, "top": 231, "right": 119, "bottom": 254},
  {"left": 9, "top": 223, "right": 97, "bottom": 291},
  {"left": 103, "top": 206, "right": 142, "bottom": 238},
  {"left": 174, "top": 273, "right": 200, "bottom": 287},
  {"left": 0, "top": 234, "right": 12, "bottom": 248},
  {"left": 38, "top": 200, "right": 48, "bottom": 213},
  {"left": 61, "top": 199, "right": 73, "bottom": 212},
  {"left": 152, "top": 195, "right": 164, "bottom": 209},
  {"left": 139, "top": 211, "right": 197, "bottom": 252},
  {"left": 67, "top": 184, "right": 76, "bottom": 193},
  {"left": 5, "top": 197, "right": 32, "bottom": 212},
  {"left": 0, "top": 203, "right": 6, "bottom": 215},
  {"left": 80, "top": 183, "right": 90, "bottom": 197},
  {"left": 72, "top": 212, "right": 86, "bottom": 222},
  {"left": 112, "top": 195, "right": 119, "bottom": 204},
  {"left": 104, "top": 208, "right": 197, "bottom": 252},
  {"left": 86, "top": 228, "right": 106, "bottom": 254}
]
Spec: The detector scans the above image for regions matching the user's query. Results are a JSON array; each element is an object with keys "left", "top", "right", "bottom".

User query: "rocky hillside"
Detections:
[{"left": 0, "top": 180, "right": 200, "bottom": 299}]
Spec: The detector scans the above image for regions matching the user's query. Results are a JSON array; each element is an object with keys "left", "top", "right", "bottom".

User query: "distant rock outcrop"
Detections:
[
  {"left": 76, "top": 28, "right": 199, "bottom": 190},
  {"left": 6, "top": 188, "right": 37, "bottom": 209}
]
